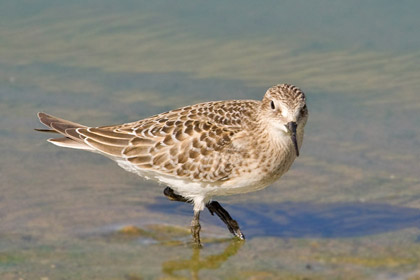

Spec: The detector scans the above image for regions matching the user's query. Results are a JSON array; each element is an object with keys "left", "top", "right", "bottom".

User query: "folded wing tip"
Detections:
[
  {"left": 37, "top": 112, "right": 47, "bottom": 119},
  {"left": 47, "top": 137, "right": 93, "bottom": 150}
]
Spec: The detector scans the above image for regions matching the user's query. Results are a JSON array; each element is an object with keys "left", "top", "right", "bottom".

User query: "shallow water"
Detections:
[{"left": 1, "top": 1, "right": 420, "bottom": 279}]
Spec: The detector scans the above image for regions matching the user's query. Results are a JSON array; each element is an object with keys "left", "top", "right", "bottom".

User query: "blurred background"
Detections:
[{"left": 1, "top": 1, "right": 420, "bottom": 279}]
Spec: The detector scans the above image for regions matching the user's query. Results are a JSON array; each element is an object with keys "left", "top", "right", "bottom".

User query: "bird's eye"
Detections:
[
  {"left": 300, "top": 105, "right": 307, "bottom": 113},
  {"left": 270, "top": 101, "right": 275, "bottom": 110}
]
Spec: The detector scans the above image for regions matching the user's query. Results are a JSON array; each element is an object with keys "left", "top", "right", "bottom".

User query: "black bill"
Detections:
[{"left": 287, "top": 122, "right": 299, "bottom": 157}]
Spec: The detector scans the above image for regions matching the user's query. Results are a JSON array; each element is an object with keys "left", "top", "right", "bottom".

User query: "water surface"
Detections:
[{"left": 1, "top": 1, "right": 420, "bottom": 279}]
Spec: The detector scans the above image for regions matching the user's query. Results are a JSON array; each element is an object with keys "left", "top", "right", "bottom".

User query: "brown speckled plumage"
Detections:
[{"left": 37, "top": 83, "right": 308, "bottom": 245}]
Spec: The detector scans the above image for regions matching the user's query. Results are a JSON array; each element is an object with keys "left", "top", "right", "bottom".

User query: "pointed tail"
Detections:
[{"left": 36, "top": 112, "right": 93, "bottom": 151}]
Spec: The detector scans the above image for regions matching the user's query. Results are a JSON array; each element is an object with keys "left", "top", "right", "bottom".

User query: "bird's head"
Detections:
[{"left": 261, "top": 84, "right": 308, "bottom": 156}]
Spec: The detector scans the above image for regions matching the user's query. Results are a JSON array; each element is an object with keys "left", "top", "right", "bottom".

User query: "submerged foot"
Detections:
[
  {"left": 163, "top": 187, "right": 245, "bottom": 244},
  {"left": 191, "top": 211, "right": 202, "bottom": 247}
]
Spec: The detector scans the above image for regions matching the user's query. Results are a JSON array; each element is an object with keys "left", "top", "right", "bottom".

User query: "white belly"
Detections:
[{"left": 115, "top": 148, "right": 295, "bottom": 211}]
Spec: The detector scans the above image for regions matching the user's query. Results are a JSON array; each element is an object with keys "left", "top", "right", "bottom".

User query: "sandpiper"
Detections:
[{"left": 36, "top": 83, "right": 308, "bottom": 246}]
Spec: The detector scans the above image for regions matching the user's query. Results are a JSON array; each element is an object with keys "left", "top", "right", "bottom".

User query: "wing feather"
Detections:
[
  {"left": 77, "top": 129, "right": 131, "bottom": 147},
  {"left": 37, "top": 99, "right": 257, "bottom": 182},
  {"left": 48, "top": 137, "right": 94, "bottom": 150},
  {"left": 84, "top": 138, "right": 125, "bottom": 156},
  {"left": 89, "top": 127, "right": 135, "bottom": 139}
]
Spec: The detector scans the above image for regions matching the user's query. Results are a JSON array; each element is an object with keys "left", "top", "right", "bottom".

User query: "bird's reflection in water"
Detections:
[{"left": 162, "top": 239, "right": 244, "bottom": 279}]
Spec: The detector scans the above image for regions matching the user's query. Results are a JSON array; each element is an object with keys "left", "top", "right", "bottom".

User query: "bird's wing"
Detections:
[
  {"left": 91, "top": 100, "right": 258, "bottom": 182},
  {"left": 37, "top": 100, "right": 258, "bottom": 182},
  {"left": 37, "top": 112, "right": 134, "bottom": 152}
]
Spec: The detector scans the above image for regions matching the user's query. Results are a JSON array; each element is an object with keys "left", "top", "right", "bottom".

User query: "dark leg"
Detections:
[
  {"left": 163, "top": 186, "right": 188, "bottom": 202},
  {"left": 163, "top": 187, "right": 245, "bottom": 241},
  {"left": 191, "top": 210, "right": 202, "bottom": 247},
  {"left": 164, "top": 187, "right": 201, "bottom": 246},
  {"left": 206, "top": 201, "right": 245, "bottom": 240}
]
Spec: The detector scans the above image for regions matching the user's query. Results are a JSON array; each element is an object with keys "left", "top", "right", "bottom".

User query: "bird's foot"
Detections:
[
  {"left": 163, "top": 187, "right": 245, "bottom": 244},
  {"left": 207, "top": 201, "right": 245, "bottom": 240}
]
